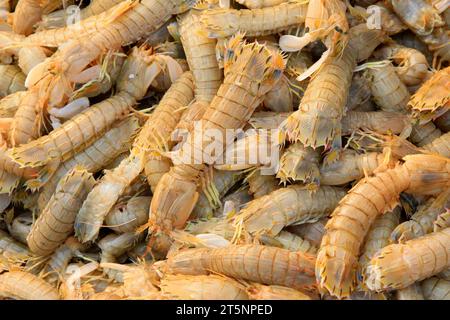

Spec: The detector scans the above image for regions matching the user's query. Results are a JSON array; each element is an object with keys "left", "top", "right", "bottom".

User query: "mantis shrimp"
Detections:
[
  {"left": 74, "top": 71, "right": 193, "bottom": 243},
  {"left": 165, "top": 244, "right": 317, "bottom": 292},
  {"left": 365, "top": 227, "right": 450, "bottom": 292},
  {"left": 316, "top": 154, "right": 450, "bottom": 298},
  {"left": 27, "top": 167, "right": 95, "bottom": 256},
  {"left": 341, "top": 111, "right": 411, "bottom": 136},
  {"left": 24, "top": 0, "right": 195, "bottom": 109},
  {"left": 250, "top": 110, "right": 410, "bottom": 136},
  {"left": 199, "top": 1, "right": 308, "bottom": 38},
  {"left": 33, "top": 116, "right": 139, "bottom": 213},
  {"left": 146, "top": 37, "right": 285, "bottom": 243},
  {"left": 8, "top": 86, "right": 41, "bottom": 147},
  {"left": 160, "top": 274, "right": 248, "bottom": 300},
  {"left": 390, "top": 191, "right": 450, "bottom": 297},
  {"left": 24, "top": 0, "right": 182, "bottom": 47},
  {"left": 9, "top": 2, "right": 133, "bottom": 48},
  {"left": 141, "top": 71, "right": 195, "bottom": 192},
  {"left": 237, "top": 185, "right": 346, "bottom": 237},
  {"left": 285, "top": 24, "right": 384, "bottom": 149},
  {"left": 0, "top": 271, "right": 60, "bottom": 300},
  {"left": 176, "top": 5, "right": 226, "bottom": 133},
  {"left": 10, "top": 45, "right": 163, "bottom": 170},
  {"left": 73, "top": 153, "right": 145, "bottom": 243}
]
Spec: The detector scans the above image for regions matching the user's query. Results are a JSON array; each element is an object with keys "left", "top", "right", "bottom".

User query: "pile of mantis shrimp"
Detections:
[{"left": 0, "top": 0, "right": 448, "bottom": 300}]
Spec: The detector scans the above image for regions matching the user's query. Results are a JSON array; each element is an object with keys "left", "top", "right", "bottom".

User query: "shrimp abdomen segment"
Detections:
[
  {"left": 0, "top": 65, "right": 26, "bottom": 97},
  {"left": 9, "top": 88, "right": 40, "bottom": 147}
]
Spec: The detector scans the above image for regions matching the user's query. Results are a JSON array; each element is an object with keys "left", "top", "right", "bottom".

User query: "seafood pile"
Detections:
[{"left": 0, "top": 0, "right": 449, "bottom": 300}]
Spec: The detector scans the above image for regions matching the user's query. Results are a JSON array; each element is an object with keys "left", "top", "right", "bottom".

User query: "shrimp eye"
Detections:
[
  {"left": 225, "top": 49, "right": 235, "bottom": 62},
  {"left": 273, "top": 69, "right": 283, "bottom": 80},
  {"left": 335, "top": 26, "right": 343, "bottom": 34}
]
